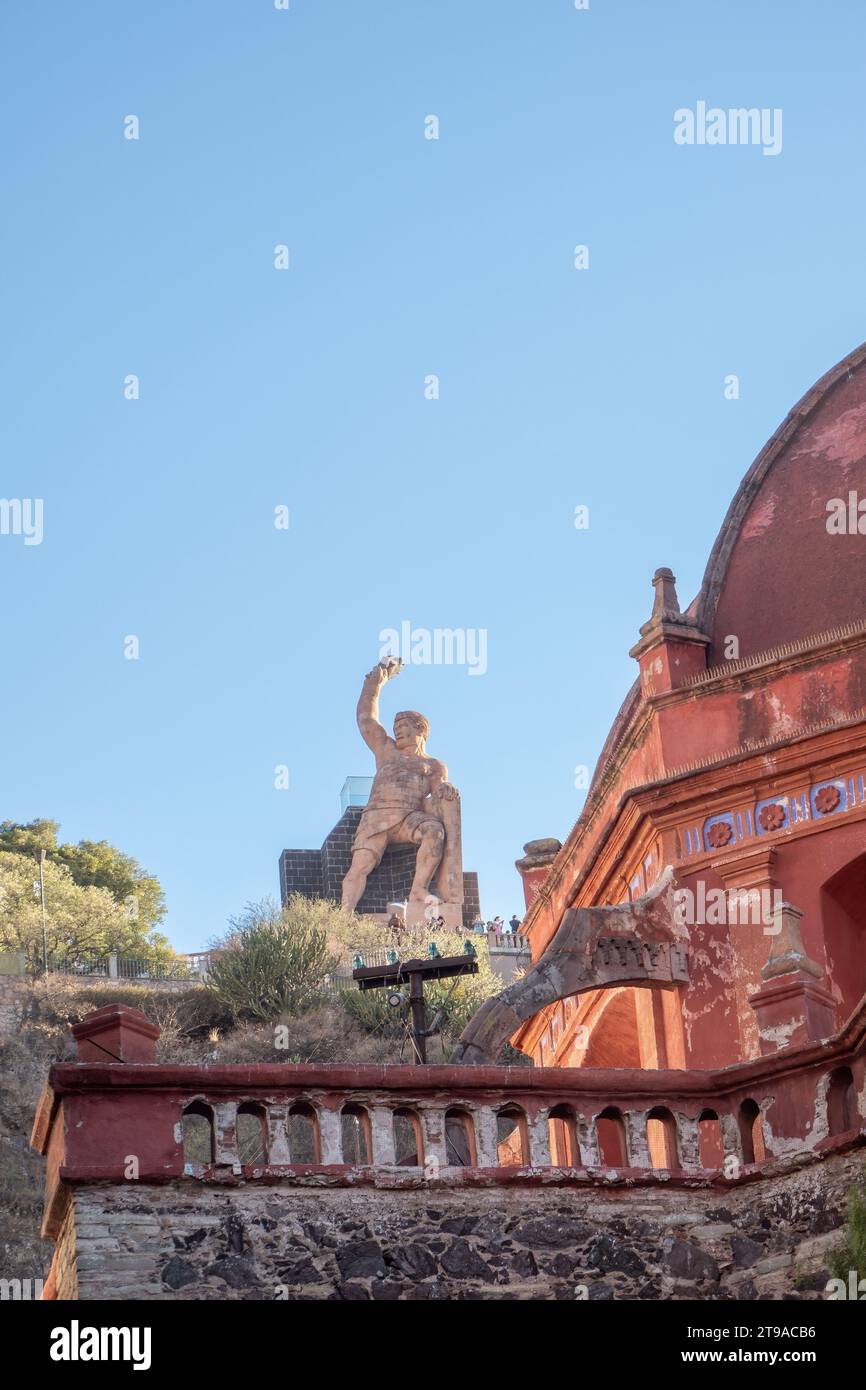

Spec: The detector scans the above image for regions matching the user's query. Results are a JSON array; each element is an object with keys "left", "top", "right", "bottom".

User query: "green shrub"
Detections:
[
  {"left": 828, "top": 1175, "right": 866, "bottom": 1283},
  {"left": 206, "top": 898, "right": 338, "bottom": 1022}
]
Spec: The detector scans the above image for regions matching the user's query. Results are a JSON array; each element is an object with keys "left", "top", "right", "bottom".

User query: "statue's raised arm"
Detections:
[{"left": 356, "top": 657, "right": 402, "bottom": 760}]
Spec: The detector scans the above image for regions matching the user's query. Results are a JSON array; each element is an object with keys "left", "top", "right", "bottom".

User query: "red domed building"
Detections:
[{"left": 514, "top": 342, "right": 866, "bottom": 1083}]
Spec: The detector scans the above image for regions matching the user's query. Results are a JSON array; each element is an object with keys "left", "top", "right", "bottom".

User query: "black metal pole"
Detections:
[{"left": 409, "top": 969, "right": 426, "bottom": 1064}]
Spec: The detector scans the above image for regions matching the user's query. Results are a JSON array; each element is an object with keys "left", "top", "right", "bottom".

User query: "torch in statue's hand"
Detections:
[{"left": 369, "top": 656, "right": 404, "bottom": 684}]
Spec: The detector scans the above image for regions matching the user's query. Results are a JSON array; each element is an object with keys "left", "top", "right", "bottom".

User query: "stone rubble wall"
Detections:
[
  {"left": 59, "top": 1148, "right": 865, "bottom": 1301},
  {"left": 0, "top": 975, "right": 29, "bottom": 1035}
]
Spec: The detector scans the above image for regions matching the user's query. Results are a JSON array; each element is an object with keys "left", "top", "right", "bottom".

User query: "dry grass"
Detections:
[{"left": 0, "top": 976, "right": 418, "bottom": 1278}]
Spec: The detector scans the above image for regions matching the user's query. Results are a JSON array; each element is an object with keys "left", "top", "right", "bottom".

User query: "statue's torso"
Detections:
[{"left": 367, "top": 750, "right": 440, "bottom": 811}]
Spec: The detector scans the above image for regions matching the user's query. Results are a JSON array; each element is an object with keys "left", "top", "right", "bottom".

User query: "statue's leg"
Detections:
[
  {"left": 410, "top": 820, "right": 445, "bottom": 899},
  {"left": 341, "top": 848, "right": 380, "bottom": 913}
]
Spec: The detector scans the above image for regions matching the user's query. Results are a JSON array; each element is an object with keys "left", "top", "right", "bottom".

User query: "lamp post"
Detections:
[
  {"left": 352, "top": 944, "right": 478, "bottom": 1064},
  {"left": 37, "top": 848, "right": 48, "bottom": 972}
]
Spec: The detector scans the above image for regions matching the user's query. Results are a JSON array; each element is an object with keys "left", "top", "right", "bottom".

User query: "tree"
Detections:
[
  {"left": 0, "top": 820, "right": 166, "bottom": 931},
  {"left": 53, "top": 840, "right": 165, "bottom": 931},
  {"left": 0, "top": 852, "right": 172, "bottom": 963},
  {"left": 207, "top": 898, "right": 338, "bottom": 1022},
  {"left": 0, "top": 819, "right": 58, "bottom": 856}
]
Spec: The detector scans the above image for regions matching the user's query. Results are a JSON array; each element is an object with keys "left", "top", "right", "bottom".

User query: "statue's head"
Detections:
[{"left": 393, "top": 710, "right": 429, "bottom": 752}]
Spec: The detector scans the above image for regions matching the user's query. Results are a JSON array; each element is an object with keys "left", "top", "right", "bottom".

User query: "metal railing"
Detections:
[
  {"left": 342, "top": 934, "right": 528, "bottom": 971},
  {"left": 115, "top": 956, "right": 195, "bottom": 981},
  {"left": 321, "top": 971, "right": 356, "bottom": 995},
  {"left": 24, "top": 951, "right": 197, "bottom": 982},
  {"left": 41, "top": 952, "right": 112, "bottom": 977}
]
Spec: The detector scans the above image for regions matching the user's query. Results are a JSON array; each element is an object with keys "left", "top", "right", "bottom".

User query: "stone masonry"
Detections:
[
  {"left": 54, "top": 1147, "right": 864, "bottom": 1301},
  {"left": 32, "top": 1004, "right": 866, "bottom": 1302}
]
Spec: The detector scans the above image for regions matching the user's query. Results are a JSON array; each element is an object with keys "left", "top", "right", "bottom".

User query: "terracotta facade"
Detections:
[{"left": 514, "top": 344, "right": 866, "bottom": 1078}]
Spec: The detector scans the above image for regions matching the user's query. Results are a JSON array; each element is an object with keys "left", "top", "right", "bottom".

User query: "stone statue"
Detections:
[{"left": 341, "top": 659, "right": 464, "bottom": 926}]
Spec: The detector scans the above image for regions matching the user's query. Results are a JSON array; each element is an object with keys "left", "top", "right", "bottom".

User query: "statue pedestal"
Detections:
[{"left": 405, "top": 896, "right": 463, "bottom": 930}]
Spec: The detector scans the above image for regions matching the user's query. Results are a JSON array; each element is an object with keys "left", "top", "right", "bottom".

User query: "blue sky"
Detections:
[{"left": 3, "top": 0, "right": 866, "bottom": 949}]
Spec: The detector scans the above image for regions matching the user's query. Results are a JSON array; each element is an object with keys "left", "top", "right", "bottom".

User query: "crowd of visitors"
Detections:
[
  {"left": 470, "top": 913, "right": 523, "bottom": 941},
  {"left": 383, "top": 909, "right": 524, "bottom": 946}
]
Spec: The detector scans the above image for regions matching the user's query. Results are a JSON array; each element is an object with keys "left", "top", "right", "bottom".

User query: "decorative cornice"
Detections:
[
  {"left": 661, "top": 706, "right": 866, "bottom": 782},
  {"left": 524, "top": 707, "right": 866, "bottom": 940},
  {"left": 681, "top": 617, "right": 866, "bottom": 690}
]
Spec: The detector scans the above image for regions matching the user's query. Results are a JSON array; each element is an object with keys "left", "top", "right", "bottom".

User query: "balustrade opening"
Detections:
[
  {"left": 738, "top": 1098, "right": 766, "bottom": 1164},
  {"left": 341, "top": 1103, "right": 373, "bottom": 1164},
  {"left": 496, "top": 1106, "right": 528, "bottom": 1166},
  {"left": 288, "top": 1102, "right": 320, "bottom": 1163},
  {"left": 827, "top": 1066, "right": 856, "bottom": 1135},
  {"left": 596, "top": 1106, "right": 627, "bottom": 1166},
  {"left": 181, "top": 1101, "right": 214, "bottom": 1168},
  {"left": 548, "top": 1104, "right": 579, "bottom": 1166},
  {"left": 237, "top": 1104, "right": 267, "bottom": 1165},
  {"left": 444, "top": 1108, "right": 476, "bottom": 1166},
  {"left": 393, "top": 1108, "right": 423, "bottom": 1166}
]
